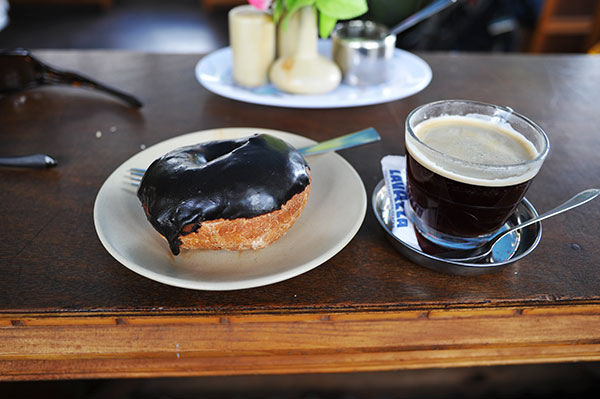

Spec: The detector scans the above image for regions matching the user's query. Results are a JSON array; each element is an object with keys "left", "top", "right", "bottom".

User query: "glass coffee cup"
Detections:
[{"left": 405, "top": 100, "right": 550, "bottom": 250}]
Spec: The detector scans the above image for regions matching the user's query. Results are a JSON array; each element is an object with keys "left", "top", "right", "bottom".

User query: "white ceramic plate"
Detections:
[
  {"left": 195, "top": 40, "right": 432, "bottom": 108},
  {"left": 94, "top": 128, "right": 367, "bottom": 291}
]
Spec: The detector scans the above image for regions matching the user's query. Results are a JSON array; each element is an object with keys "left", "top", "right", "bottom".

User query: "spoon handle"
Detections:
[
  {"left": 504, "top": 189, "right": 600, "bottom": 235},
  {"left": 0, "top": 154, "right": 58, "bottom": 168},
  {"left": 440, "top": 188, "right": 600, "bottom": 262},
  {"left": 298, "top": 127, "right": 380, "bottom": 156},
  {"left": 388, "top": 0, "right": 457, "bottom": 37}
]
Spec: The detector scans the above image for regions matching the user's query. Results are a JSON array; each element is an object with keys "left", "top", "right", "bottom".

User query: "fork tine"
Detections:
[
  {"left": 128, "top": 167, "right": 145, "bottom": 187},
  {"left": 130, "top": 167, "right": 146, "bottom": 176}
]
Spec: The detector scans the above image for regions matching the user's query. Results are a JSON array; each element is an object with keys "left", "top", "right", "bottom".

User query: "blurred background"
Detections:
[
  {"left": 0, "top": 0, "right": 599, "bottom": 53},
  {"left": 1, "top": 0, "right": 600, "bottom": 397},
  {"left": 2, "top": 362, "right": 600, "bottom": 398}
]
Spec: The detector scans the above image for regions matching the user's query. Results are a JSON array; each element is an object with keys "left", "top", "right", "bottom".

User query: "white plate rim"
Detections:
[
  {"left": 194, "top": 40, "right": 432, "bottom": 109},
  {"left": 93, "top": 128, "right": 367, "bottom": 291}
]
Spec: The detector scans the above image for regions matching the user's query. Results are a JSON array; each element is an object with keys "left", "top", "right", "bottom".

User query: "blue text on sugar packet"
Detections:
[{"left": 389, "top": 169, "right": 409, "bottom": 228}]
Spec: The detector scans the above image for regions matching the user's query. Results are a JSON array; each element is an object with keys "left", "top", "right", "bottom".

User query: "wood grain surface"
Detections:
[{"left": 1, "top": 51, "right": 599, "bottom": 380}]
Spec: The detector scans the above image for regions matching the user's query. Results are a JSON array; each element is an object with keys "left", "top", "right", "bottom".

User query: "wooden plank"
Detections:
[
  {"left": 540, "top": 17, "right": 593, "bottom": 35},
  {"left": 2, "top": 305, "right": 600, "bottom": 380}
]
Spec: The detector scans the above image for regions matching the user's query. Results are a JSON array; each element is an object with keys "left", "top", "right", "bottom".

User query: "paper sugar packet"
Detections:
[{"left": 380, "top": 155, "right": 420, "bottom": 249}]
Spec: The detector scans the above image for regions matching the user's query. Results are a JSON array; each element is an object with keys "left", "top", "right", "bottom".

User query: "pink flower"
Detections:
[{"left": 248, "top": 0, "right": 272, "bottom": 10}]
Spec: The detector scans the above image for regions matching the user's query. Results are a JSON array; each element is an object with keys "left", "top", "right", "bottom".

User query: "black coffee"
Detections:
[
  {"left": 406, "top": 151, "right": 532, "bottom": 237},
  {"left": 405, "top": 115, "right": 539, "bottom": 238}
]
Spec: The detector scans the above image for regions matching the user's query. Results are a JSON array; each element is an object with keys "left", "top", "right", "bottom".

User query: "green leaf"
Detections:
[
  {"left": 315, "top": 0, "right": 368, "bottom": 20},
  {"left": 318, "top": 12, "right": 338, "bottom": 38},
  {"left": 273, "top": 0, "right": 284, "bottom": 24}
]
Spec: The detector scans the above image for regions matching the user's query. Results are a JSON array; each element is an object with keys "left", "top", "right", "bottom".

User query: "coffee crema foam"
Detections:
[{"left": 406, "top": 115, "right": 541, "bottom": 187}]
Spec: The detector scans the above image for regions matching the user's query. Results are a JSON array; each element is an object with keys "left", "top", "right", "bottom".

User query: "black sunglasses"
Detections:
[{"left": 0, "top": 48, "right": 142, "bottom": 107}]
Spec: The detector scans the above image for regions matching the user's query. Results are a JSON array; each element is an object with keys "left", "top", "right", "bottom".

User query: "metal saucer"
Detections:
[{"left": 372, "top": 180, "right": 542, "bottom": 276}]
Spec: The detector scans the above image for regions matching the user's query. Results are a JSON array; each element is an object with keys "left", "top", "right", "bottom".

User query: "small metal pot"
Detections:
[
  {"left": 331, "top": 20, "right": 396, "bottom": 87},
  {"left": 331, "top": 0, "right": 457, "bottom": 86}
]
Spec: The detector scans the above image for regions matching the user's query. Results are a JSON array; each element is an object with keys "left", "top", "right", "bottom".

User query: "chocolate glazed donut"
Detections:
[{"left": 137, "top": 134, "right": 311, "bottom": 255}]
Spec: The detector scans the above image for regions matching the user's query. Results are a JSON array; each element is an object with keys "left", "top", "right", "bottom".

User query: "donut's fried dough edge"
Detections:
[{"left": 179, "top": 177, "right": 311, "bottom": 251}]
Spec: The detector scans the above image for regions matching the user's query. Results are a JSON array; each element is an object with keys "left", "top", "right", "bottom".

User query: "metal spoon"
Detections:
[
  {"left": 388, "top": 0, "right": 458, "bottom": 37},
  {"left": 439, "top": 188, "right": 600, "bottom": 263},
  {"left": 297, "top": 126, "right": 380, "bottom": 156}
]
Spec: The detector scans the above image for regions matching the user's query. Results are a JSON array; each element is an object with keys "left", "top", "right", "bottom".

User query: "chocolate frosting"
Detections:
[{"left": 137, "top": 134, "right": 310, "bottom": 255}]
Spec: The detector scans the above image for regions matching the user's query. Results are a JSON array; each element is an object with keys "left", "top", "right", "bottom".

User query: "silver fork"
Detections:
[{"left": 128, "top": 127, "right": 380, "bottom": 186}]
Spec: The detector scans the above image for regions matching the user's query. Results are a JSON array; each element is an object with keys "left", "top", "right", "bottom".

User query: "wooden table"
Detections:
[{"left": 1, "top": 51, "right": 599, "bottom": 381}]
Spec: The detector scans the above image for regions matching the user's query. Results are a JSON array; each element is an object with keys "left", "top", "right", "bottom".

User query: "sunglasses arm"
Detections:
[{"left": 42, "top": 65, "right": 143, "bottom": 108}]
